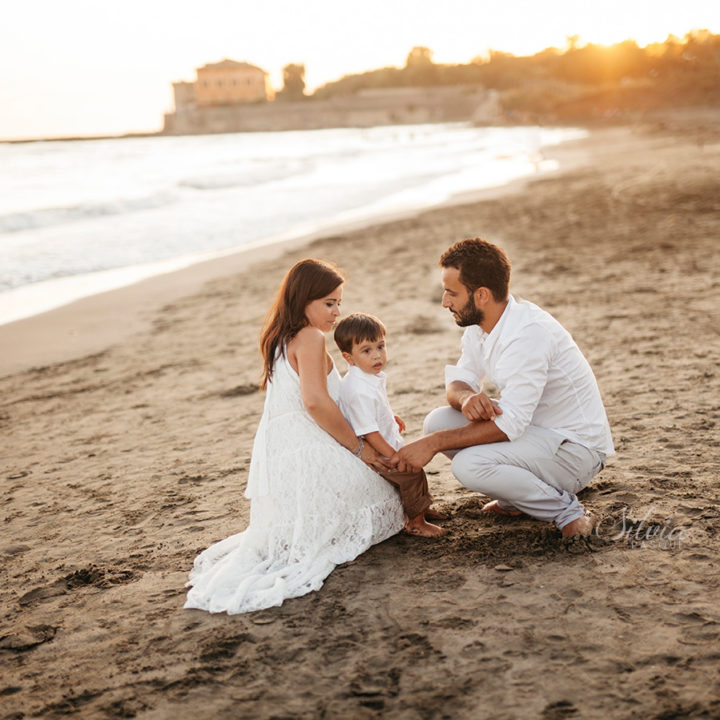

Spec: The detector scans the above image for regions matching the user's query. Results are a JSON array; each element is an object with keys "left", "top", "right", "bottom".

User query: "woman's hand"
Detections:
[{"left": 359, "top": 441, "right": 392, "bottom": 473}]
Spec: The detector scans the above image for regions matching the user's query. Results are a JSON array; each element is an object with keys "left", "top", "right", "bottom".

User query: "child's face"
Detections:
[{"left": 343, "top": 336, "right": 388, "bottom": 375}]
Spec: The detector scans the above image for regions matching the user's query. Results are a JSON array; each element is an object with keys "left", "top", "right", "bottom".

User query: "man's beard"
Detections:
[{"left": 453, "top": 294, "right": 484, "bottom": 327}]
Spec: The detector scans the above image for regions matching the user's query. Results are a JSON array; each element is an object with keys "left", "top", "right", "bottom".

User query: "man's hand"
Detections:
[
  {"left": 390, "top": 436, "right": 437, "bottom": 473},
  {"left": 394, "top": 415, "right": 406, "bottom": 433},
  {"left": 460, "top": 392, "right": 503, "bottom": 422}
]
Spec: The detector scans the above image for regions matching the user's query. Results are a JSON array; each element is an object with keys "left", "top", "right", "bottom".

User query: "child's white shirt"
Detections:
[{"left": 338, "top": 365, "right": 404, "bottom": 451}]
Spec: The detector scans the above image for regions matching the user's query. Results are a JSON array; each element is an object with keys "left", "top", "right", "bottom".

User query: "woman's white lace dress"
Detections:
[{"left": 184, "top": 352, "right": 404, "bottom": 614}]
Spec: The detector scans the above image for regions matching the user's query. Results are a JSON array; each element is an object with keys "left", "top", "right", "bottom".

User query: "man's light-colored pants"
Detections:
[{"left": 424, "top": 407, "right": 606, "bottom": 530}]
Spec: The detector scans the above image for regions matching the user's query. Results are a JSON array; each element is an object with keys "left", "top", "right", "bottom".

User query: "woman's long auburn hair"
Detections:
[{"left": 259, "top": 258, "right": 345, "bottom": 389}]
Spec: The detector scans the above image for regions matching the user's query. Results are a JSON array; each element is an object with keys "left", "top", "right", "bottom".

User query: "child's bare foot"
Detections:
[
  {"left": 425, "top": 507, "right": 449, "bottom": 521},
  {"left": 480, "top": 500, "right": 524, "bottom": 517},
  {"left": 405, "top": 516, "right": 446, "bottom": 537}
]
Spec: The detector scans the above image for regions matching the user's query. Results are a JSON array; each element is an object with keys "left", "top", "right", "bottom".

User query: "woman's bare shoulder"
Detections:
[
  {"left": 287, "top": 326, "right": 325, "bottom": 368},
  {"left": 290, "top": 326, "right": 325, "bottom": 350}
]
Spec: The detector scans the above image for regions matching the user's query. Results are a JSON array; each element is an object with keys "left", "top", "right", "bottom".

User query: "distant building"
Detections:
[
  {"left": 163, "top": 84, "right": 494, "bottom": 136},
  {"left": 194, "top": 59, "right": 272, "bottom": 106},
  {"left": 169, "top": 60, "right": 273, "bottom": 116},
  {"left": 172, "top": 81, "right": 196, "bottom": 112},
  {"left": 163, "top": 61, "right": 495, "bottom": 136}
]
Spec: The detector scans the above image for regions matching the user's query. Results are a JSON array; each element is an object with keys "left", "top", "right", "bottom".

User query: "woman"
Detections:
[{"left": 184, "top": 259, "right": 404, "bottom": 614}]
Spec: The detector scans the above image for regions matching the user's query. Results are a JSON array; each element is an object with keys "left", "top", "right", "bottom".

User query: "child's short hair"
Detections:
[{"left": 334, "top": 313, "right": 386, "bottom": 353}]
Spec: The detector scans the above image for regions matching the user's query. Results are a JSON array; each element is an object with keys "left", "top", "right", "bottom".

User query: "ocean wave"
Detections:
[
  {"left": 0, "top": 191, "right": 178, "bottom": 234},
  {"left": 0, "top": 125, "right": 587, "bottom": 326},
  {"left": 178, "top": 158, "right": 313, "bottom": 191}
]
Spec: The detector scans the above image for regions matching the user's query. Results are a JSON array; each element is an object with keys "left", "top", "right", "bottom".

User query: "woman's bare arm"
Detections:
[{"left": 289, "top": 328, "right": 390, "bottom": 470}]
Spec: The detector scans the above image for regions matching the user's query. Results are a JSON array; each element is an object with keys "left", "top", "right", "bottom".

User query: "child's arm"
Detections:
[
  {"left": 338, "top": 382, "right": 397, "bottom": 459},
  {"left": 394, "top": 415, "right": 406, "bottom": 433},
  {"left": 362, "top": 431, "right": 397, "bottom": 459}
]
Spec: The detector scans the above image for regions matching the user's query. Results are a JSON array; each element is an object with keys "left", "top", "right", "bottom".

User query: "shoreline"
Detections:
[
  {"left": 0, "top": 124, "right": 582, "bottom": 329},
  {"left": 0, "top": 125, "right": 598, "bottom": 378}
]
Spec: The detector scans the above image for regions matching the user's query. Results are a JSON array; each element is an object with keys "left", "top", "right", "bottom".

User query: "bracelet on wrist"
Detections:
[{"left": 353, "top": 438, "right": 364, "bottom": 457}]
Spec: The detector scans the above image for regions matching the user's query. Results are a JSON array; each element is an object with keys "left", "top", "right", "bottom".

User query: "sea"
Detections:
[{"left": 0, "top": 123, "right": 586, "bottom": 325}]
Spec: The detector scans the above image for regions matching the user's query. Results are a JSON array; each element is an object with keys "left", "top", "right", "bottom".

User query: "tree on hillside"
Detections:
[
  {"left": 404, "top": 46, "right": 438, "bottom": 85},
  {"left": 565, "top": 35, "right": 580, "bottom": 51},
  {"left": 308, "top": 32, "right": 719, "bottom": 109},
  {"left": 405, "top": 46, "right": 434, "bottom": 68},
  {"left": 277, "top": 63, "right": 306, "bottom": 101}
]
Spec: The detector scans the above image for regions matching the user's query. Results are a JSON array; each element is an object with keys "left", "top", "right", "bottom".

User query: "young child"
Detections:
[{"left": 334, "top": 313, "right": 446, "bottom": 538}]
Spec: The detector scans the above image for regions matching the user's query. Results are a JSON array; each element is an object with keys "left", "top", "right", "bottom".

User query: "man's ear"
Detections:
[
  {"left": 341, "top": 351, "right": 355, "bottom": 366},
  {"left": 473, "top": 286, "right": 492, "bottom": 307}
]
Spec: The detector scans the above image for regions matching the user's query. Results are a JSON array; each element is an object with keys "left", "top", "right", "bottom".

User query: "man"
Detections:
[{"left": 391, "top": 238, "right": 614, "bottom": 537}]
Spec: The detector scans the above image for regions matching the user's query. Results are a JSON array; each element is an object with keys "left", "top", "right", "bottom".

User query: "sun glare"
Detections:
[{"left": 0, "top": 0, "right": 718, "bottom": 138}]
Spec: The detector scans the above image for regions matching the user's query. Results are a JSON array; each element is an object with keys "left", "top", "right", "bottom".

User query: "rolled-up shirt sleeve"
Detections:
[
  {"left": 445, "top": 327, "right": 484, "bottom": 391},
  {"left": 493, "top": 325, "right": 550, "bottom": 441},
  {"left": 338, "top": 389, "right": 379, "bottom": 437}
]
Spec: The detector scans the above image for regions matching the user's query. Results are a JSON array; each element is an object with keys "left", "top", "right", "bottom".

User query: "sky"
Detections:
[{"left": 1, "top": 0, "right": 718, "bottom": 140}]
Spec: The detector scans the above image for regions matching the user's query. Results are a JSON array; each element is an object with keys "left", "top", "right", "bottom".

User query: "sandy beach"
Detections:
[{"left": 2, "top": 114, "right": 720, "bottom": 719}]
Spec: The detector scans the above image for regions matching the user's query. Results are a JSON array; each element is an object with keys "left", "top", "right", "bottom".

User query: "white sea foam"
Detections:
[{"left": 0, "top": 123, "right": 586, "bottom": 325}]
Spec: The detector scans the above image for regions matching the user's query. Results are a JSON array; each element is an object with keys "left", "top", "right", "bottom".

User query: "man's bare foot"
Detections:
[
  {"left": 405, "top": 516, "right": 447, "bottom": 537},
  {"left": 561, "top": 514, "right": 594, "bottom": 538},
  {"left": 480, "top": 500, "right": 524, "bottom": 517},
  {"left": 425, "top": 507, "right": 449, "bottom": 521}
]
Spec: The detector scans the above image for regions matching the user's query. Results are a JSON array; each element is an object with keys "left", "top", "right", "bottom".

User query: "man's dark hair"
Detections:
[
  {"left": 334, "top": 313, "right": 386, "bottom": 354},
  {"left": 439, "top": 238, "right": 511, "bottom": 301}
]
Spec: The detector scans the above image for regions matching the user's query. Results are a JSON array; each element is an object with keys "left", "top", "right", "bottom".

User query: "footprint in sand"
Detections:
[
  {"left": 18, "top": 566, "right": 138, "bottom": 607},
  {"left": 0, "top": 624, "right": 57, "bottom": 652}
]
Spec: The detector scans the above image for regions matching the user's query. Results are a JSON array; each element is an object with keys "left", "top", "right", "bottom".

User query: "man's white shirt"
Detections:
[
  {"left": 338, "top": 365, "right": 404, "bottom": 452},
  {"left": 445, "top": 295, "right": 614, "bottom": 455}
]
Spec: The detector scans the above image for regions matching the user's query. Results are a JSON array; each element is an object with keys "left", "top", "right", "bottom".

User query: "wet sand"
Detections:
[{"left": 2, "top": 115, "right": 719, "bottom": 719}]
